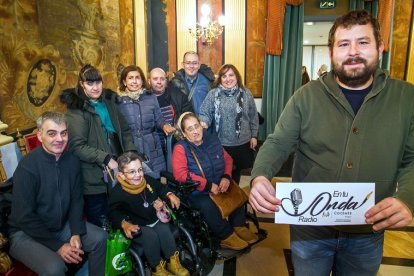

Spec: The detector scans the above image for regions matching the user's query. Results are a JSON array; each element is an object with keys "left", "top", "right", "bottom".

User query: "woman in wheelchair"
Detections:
[
  {"left": 108, "top": 152, "right": 189, "bottom": 276},
  {"left": 172, "top": 112, "right": 258, "bottom": 251}
]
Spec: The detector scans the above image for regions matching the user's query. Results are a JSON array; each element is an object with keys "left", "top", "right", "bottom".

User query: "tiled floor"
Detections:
[{"left": 205, "top": 176, "right": 414, "bottom": 275}]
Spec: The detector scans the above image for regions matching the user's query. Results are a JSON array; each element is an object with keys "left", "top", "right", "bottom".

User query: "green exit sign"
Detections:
[{"left": 320, "top": 0, "right": 336, "bottom": 9}]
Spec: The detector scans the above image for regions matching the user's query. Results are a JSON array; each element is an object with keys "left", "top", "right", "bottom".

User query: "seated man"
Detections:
[{"left": 8, "top": 111, "right": 107, "bottom": 276}]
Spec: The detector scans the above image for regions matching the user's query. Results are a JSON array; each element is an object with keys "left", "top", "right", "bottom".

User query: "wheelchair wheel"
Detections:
[
  {"left": 178, "top": 232, "right": 198, "bottom": 275},
  {"left": 177, "top": 222, "right": 217, "bottom": 276},
  {"left": 197, "top": 247, "right": 216, "bottom": 276}
]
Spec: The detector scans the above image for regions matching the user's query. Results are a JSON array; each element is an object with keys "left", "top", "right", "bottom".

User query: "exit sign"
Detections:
[{"left": 320, "top": 0, "right": 336, "bottom": 9}]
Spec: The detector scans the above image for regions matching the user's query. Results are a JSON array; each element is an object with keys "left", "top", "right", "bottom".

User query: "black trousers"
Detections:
[
  {"left": 188, "top": 191, "right": 246, "bottom": 240},
  {"left": 131, "top": 221, "right": 177, "bottom": 268},
  {"left": 224, "top": 141, "right": 255, "bottom": 184}
]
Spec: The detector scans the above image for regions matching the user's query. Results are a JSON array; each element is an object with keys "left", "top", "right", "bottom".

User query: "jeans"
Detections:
[
  {"left": 290, "top": 225, "right": 384, "bottom": 276},
  {"left": 84, "top": 193, "right": 108, "bottom": 227}
]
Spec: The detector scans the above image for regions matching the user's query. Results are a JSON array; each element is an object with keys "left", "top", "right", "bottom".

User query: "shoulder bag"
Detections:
[{"left": 189, "top": 148, "right": 248, "bottom": 219}]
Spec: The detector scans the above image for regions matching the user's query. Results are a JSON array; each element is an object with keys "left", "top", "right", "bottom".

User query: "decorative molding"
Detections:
[
  {"left": 176, "top": 0, "right": 198, "bottom": 69},
  {"left": 246, "top": 0, "right": 267, "bottom": 97},
  {"left": 134, "top": 0, "right": 148, "bottom": 73},
  {"left": 224, "top": 0, "right": 246, "bottom": 82}
]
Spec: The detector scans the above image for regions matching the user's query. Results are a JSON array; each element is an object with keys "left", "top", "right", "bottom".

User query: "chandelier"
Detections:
[{"left": 188, "top": 4, "right": 225, "bottom": 45}]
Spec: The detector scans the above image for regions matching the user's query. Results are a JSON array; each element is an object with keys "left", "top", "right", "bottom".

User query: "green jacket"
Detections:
[
  {"left": 252, "top": 68, "right": 414, "bottom": 232},
  {"left": 60, "top": 88, "right": 135, "bottom": 195}
]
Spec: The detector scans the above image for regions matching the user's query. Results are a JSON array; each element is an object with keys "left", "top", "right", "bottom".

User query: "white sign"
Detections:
[{"left": 275, "top": 182, "right": 375, "bottom": 225}]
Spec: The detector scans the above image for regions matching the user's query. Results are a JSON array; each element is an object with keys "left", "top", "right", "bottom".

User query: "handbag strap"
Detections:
[{"left": 189, "top": 148, "right": 206, "bottom": 179}]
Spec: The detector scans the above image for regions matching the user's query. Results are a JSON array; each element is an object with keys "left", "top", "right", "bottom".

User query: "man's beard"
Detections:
[{"left": 333, "top": 56, "right": 379, "bottom": 88}]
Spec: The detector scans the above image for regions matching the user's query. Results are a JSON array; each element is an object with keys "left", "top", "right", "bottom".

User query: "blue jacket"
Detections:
[
  {"left": 177, "top": 131, "right": 225, "bottom": 186},
  {"left": 117, "top": 91, "right": 166, "bottom": 178},
  {"left": 171, "top": 64, "right": 215, "bottom": 115}
]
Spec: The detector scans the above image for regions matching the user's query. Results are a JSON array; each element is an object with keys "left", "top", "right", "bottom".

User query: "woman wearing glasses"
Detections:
[
  {"left": 172, "top": 112, "right": 257, "bottom": 251},
  {"left": 109, "top": 151, "right": 189, "bottom": 276}
]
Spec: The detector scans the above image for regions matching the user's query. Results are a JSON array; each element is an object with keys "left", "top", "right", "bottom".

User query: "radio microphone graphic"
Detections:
[{"left": 290, "top": 189, "right": 303, "bottom": 215}]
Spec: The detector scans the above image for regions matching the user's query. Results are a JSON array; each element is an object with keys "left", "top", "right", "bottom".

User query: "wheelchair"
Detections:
[
  {"left": 124, "top": 219, "right": 197, "bottom": 276},
  {"left": 160, "top": 136, "right": 268, "bottom": 276}
]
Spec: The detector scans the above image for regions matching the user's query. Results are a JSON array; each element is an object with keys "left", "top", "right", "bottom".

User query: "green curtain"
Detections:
[
  {"left": 349, "top": 0, "right": 391, "bottom": 69},
  {"left": 260, "top": 4, "right": 304, "bottom": 140}
]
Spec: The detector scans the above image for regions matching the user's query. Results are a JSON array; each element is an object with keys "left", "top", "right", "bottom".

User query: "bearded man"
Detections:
[{"left": 249, "top": 10, "right": 413, "bottom": 276}]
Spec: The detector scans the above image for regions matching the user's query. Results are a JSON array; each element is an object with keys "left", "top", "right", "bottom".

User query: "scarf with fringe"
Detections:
[
  {"left": 214, "top": 84, "right": 244, "bottom": 137},
  {"left": 118, "top": 88, "right": 145, "bottom": 101}
]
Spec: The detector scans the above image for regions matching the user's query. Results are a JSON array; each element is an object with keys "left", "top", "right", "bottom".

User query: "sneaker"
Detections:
[
  {"left": 234, "top": 226, "right": 258, "bottom": 244},
  {"left": 167, "top": 251, "right": 190, "bottom": 276},
  {"left": 153, "top": 260, "right": 173, "bottom": 276},
  {"left": 220, "top": 232, "right": 248, "bottom": 250}
]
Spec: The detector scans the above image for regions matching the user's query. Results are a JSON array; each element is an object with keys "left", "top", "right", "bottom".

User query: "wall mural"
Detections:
[
  {"left": 27, "top": 59, "right": 57, "bottom": 107},
  {"left": 0, "top": 0, "right": 134, "bottom": 134},
  {"left": 390, "top": 0, "right": 413, "bottom": 81},
  {"left": 246, "top": 0, "right": 267, "bottom": 98},
  {"left": 0, "top": 41, "right": 66, "bottom": 132}
]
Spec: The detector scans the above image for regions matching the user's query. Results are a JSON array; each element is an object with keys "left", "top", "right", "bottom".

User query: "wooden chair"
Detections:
[{"left": 16, "top": 130, "right": 41, "bottom": 157}]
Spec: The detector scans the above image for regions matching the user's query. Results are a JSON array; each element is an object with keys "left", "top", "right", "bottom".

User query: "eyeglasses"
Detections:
[
  {"left": 185, "top": 124, "right": 201, "bottom": 133},
  {"left": 123, "top": 167, "right": 144, "bottom": 176},
  {"left": 184, "top": 61, "right": 199, "bottom": 66}
]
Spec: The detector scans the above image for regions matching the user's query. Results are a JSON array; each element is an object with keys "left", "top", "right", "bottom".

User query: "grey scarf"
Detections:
[{"left": 214, "top": 85, "right": 244, "bottom": 137}]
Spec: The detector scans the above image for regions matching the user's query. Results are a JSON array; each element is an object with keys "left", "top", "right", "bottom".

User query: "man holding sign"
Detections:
[{"left": 250, "top": 10, "right": 413, "bottom": 276}]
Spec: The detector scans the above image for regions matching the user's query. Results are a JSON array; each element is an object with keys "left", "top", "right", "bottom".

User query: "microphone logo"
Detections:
[{"left": 290, "top": 189, "right": 303, "bottom": 215}]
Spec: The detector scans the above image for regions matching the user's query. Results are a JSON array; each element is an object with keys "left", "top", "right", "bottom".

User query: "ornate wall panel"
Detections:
[
  {"left": 246, "top": 0, "right": 267, "bottom": 97},
  {"left": 407, "top": 14, "right": 414, "bottom": 84},
  {"left": 0, "top": 0, "right": 134, "bottom": 134},
  {"left": 119, "top": 0, "right": 135, "bottom": 68},
  {"left": 390, "top": 0, "right": 413, "bottom": 81}
]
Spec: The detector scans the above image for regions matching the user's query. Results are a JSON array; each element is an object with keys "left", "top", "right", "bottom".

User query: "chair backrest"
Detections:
[
  {"left": 165, "top": 135, "right": 178, "bottom": 173},
  {"left": 16, "top": 130, "right": 42, "bottom": 157},
  {"left": 24, "top": 132, "right": 42, "bottom": 153}
]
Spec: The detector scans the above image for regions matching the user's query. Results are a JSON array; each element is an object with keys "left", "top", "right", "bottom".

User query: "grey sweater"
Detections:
[{"left": 199, "top": 87, "right": 258, "bottom": 146}]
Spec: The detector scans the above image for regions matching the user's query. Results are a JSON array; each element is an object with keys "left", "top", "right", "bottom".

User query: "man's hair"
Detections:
[
  {"left": 119, "top": 65, "right": 148, "bottom": 91},
  {"left": 328, "top": 9, "right": 382, "bottom": 49},
  {"left": 212, "top": 64, "right": 245, "bottom": 89},
  {"left": 148, "top": 67, "right": 166, "bottom": 79},
  {"left": 36, "top": 111, "right": 66, "bottom": 130},
  {"left": 117, "top": 151, "right": 143, "bottom": 172},
  {"left": 183, "top": 51, "right": 199, "bottom": 61}
]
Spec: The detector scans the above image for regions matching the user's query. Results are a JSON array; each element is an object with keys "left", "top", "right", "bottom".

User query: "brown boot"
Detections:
[
  {"left": 220, "top": 232, "right": 248, "bottom": 250},
  {"left": 167, "top": 251, "right": 190, "bottom": 276},
  {"left": 234, "top": 226, "right": 258, "bottom": 244},
  {"left": 153, "top": 260, "right": 173, "bottom": 276}
]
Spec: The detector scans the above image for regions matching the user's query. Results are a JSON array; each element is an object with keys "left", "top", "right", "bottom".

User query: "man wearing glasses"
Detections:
[{"left": 171, "top": 51, "right": 215, "bottom": 115}]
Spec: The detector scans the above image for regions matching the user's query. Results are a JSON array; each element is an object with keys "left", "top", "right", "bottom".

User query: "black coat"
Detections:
[{"left": 60, "top": 88, "right": 135, "bottom": 194}]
